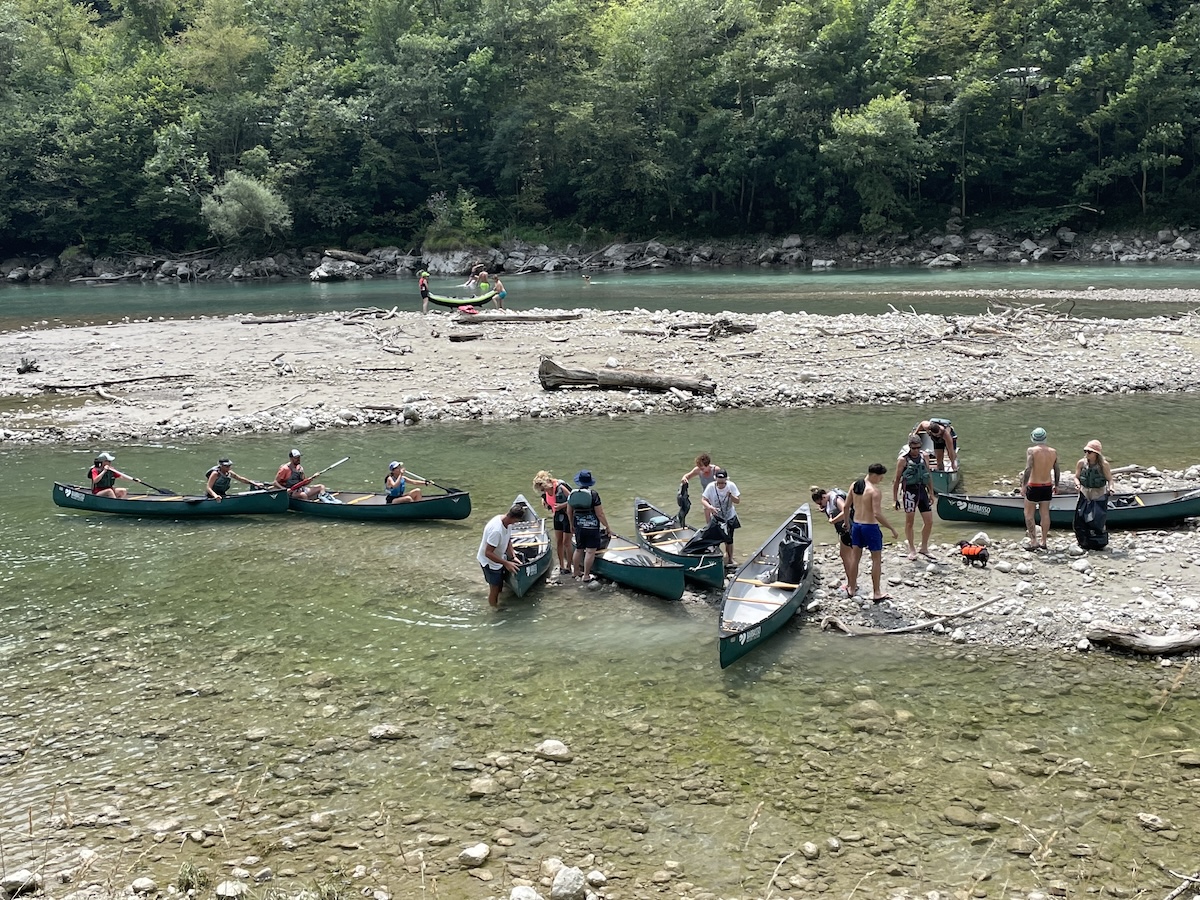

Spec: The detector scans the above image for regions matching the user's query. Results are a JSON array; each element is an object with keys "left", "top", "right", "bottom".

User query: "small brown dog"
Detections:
[{"left": 955, "top": 540, "right": 990, "bottom": 568}]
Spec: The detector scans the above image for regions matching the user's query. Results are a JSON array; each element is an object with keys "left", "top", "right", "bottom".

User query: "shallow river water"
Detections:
[{"left": 3, "top": 391, "right": 1200, "bottom": 898}]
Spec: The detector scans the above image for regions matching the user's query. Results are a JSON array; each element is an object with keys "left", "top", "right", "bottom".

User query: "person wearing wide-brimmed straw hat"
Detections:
[
  {"left": 1075, "top": 440, "right": 1113, "bottom": 502},
  {"left": 1073, "top": 439, "right": 1114, "bottom": 550}
]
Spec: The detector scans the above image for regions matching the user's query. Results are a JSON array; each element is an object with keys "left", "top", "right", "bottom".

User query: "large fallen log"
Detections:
[
  {"left": 538, "top": 358, "right": 716, "bottom": 395},
  {"left": 1086, "top": 622, "right": 1200, "bottom": 655},
  {"left": 452, "top": 312, "right": 583, "bottom": 325},
  {"left": 36, "top": 374, "right": 196, "bottom": 391},
  {"left": 323, "top": 248, "right": 374, "bottom": 264}
]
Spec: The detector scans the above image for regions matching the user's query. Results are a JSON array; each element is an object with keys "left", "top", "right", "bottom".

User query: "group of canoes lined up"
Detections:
[{"left": 51, "top": 450, "right": 1200, "bottom": 667}]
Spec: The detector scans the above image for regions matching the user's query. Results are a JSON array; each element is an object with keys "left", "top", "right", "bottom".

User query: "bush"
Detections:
[{"left": 201, "top": 171, "right": 293, "bottom": 246}]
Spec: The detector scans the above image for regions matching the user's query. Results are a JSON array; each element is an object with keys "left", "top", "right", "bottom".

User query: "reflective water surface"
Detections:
[{"left": 3, "top": 398, "right": 1199, "bottom": 897}]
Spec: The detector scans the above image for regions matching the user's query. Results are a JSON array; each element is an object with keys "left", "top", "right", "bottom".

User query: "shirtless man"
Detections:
[
  {"left": 844, "top": 463, "right": 899, "bottom": 601},
  {"left": 1022, "top": 427, "right": 1060, "bottom": 550}
]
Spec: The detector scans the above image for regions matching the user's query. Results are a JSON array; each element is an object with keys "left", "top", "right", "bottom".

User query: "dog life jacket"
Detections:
[{"left": 960, "top": 544, "right": 987, "bottom": 561}]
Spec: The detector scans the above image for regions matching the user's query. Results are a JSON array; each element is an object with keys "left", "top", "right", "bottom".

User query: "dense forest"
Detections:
[{"left": 1, "top": 0, "right": 1198, "bottom": 257}]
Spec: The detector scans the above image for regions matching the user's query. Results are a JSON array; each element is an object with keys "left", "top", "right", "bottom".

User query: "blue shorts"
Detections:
[
  {"left": 850, "top": 522, "right": 884, "bottom": 552},
  {"left": 481, "top": 565, "right": 505, "bottom": 586}
]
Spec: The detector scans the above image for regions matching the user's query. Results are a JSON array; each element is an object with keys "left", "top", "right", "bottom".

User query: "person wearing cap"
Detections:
[
  {"left": 477, "top": 502, "right": 527, "bottom": 607},
  {"left": 1022, "top": 427, "right": 1060, "bottom": 551},
  {"left": 913, "top": 418, "right": 958, "bottom": 471},
  {"left": 893, "top": 434, "right": 937, "bottom": 560},
  {"left": 384, "top": 461, "right": 428, "bottom": 504},
  {"left": 418, "top": 270, "right": 431, "bottom": 313},
  {"left": 205, "top": 458, "right": 262, "bottom": 500},
  {"left": 568, "top": 470, "right": 610, "bottom": 582},
  {"left": 272, "top": 449, "right": 326, "bottom": 501},
  {"left": 701, "top": 468, "right": 741, "bottom": 565},
  {"left": 88, "top": 452, "right": 130, "bottom": 499}
]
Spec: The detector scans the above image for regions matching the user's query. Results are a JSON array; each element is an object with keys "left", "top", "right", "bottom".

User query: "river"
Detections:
[{"left": 2, "top": 270, "right": 1199, "bottom": 899}]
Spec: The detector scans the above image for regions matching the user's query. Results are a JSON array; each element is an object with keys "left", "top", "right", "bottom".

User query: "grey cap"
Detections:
[
  {"left": 96, "top": 452, "right": 116, "bottom": 462},
  {"left": 218, "top": 458, "right": 233, "bottom": 466}
]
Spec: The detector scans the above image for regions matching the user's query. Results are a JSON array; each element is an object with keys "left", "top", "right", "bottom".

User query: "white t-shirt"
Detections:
[
  {"left": 476, "top": 514, "right": 513, "bottom": 569},
  {"left": 702, "top": 480, "right": 740, "bottom": 519}
]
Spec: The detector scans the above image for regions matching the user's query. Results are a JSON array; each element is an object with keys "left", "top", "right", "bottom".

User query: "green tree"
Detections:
[{"left": 200, "top": 170, "right": 292, "bottom": 245}]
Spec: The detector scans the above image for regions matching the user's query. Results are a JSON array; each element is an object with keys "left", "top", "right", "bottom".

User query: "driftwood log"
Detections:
[
  {"left": 1086, "top": 622, "right": 1200, "bottom": 655},
  {"left": 451, "top": 312, "right": 583, "bottom": 325},
  {"left": 822, "top": 595, "right": 1003, "bottom": 636},
  {"left": 449, "top": 332, "right": 484, "bottom": 342},
  {"left": 36, "top": 374, "right": 195, "bottom": 391},
  {"left": 538, "top": 357, "right": 716, "bottom": 395},
  {"left": 323, "top": 248, "right": 374, "bottom": 264}
]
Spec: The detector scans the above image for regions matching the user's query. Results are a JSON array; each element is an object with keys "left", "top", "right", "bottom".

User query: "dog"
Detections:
[{"left": 955, "top": 540, "right": 990, "bottom": 568}]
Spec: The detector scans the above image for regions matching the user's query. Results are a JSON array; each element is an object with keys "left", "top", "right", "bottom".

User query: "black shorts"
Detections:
[
  {"left": 902, "top": 486, "right": 932, "bottom": 514},
  {"left": 575, "top": 526, "right": 603, "bottom": 549},
  {"left": 835, "top": 524, "right": 851, "bottom": 547},
  {"left": 552, "top": 510, "right": 571, "bottom": 533},
  {"left": 1026, "top": 484, "right": 1054, "bottom": 503},
  {"left": 481, "top": 565, "right": 504, "bottom": 586}
]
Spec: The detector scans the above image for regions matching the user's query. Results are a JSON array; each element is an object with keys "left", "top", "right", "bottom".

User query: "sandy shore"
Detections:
[{"left": 3, "top": 302, "right": 1199, "bottom": 658}]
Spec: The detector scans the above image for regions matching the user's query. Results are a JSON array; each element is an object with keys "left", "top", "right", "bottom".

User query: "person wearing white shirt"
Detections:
[
  {"left": 477, "top": 502, "right": 525, "bottom": 607},
  {"left": 701, "top": 468, "right": 741, "bottom": 565}
]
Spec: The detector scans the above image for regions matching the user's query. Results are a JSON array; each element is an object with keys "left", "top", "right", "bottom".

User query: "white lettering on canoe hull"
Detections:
[
  {"left": 65, "top": 487, "right": 86, "bottom": 501},
  {"left": 525, "top": 564, "right": 538, "bottom": 576},
  {"left": 739, "top": 626, "right": 762, "bottom": 645},
  {"left": 966, "top": 503, "right": 993, "bottom": 516}
]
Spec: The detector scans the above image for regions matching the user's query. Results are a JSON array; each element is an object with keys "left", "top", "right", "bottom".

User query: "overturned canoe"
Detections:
[
  {"left": 506, "top": 493, "right": 552, "bottom": 598},
  {"left": 52, "top": 483, "right": 289, "bottom": 517},
  {"left": 428, "top": 290, "right": 496, "bottom": 310},
  {"left": 288, "top": 489, "right": 472, "bottom": 520}
]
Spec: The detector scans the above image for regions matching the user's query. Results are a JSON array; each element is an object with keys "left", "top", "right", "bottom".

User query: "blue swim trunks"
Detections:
[{"left": 850, "top": 522, "right": 884, "bottom": 552}]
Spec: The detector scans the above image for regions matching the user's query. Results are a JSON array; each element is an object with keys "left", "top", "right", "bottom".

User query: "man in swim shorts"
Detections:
[
  {"left": 1022, "top": 427, "right": 1060, "bottom": 551},
  {"left": 845, "top": 463, "right": 899, "bottom": 602}
]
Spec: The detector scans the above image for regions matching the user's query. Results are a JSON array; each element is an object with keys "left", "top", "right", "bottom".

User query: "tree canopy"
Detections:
[{"left": 1, "top": 0, "right": 1197, "bottom": 255}]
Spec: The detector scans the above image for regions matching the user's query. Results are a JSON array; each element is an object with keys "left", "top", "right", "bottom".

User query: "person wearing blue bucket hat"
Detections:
[
  {"left": 1022, "top": 427, "right": 1060, "bottom": 551},
  {"left": 567, "top": 470, "right": 609, "bottom": 582}
]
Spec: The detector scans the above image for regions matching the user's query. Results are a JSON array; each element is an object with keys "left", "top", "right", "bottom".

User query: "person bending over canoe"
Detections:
[
  {"left": 273, "top": 449, "right": 326, "bottom": 501},
  {"left": 701, "top": 468, "right": 741, "bottom": 566},
  {"left": 205, "top": 458, "right": 262, "bottom": 500},
  {"left": 914, "top": 418, "right": 958, "bottom": 471},
  {"left": 477, "top": 502, "right": 526, "bottom": 607},
  {"left": 384, "top": 461, "right": 427, "bottom": 504},
  {"left": 812, "top": 485, "right": 854, "bottom": 595},
  {"left": 568, "top": 469, "right": 610, "bottom": 583},
  {"left": 533, "top": 470, "right": 573, "bottom": 576},
  {"left": 89, "top": 452, "right": 131, "bottom": 498}
]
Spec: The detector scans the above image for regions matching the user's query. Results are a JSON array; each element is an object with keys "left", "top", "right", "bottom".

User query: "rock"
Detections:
[
  {"left": 368, "top": 724, "right": 407, "bottom": 741},
  {"left": 585, "top": 870, "right": 606, "bottom": 886},
  {"left": 458, "top": 843, "right": 490, "bottom": 867},
  {"left": 926, "top": 253, "right": 962, "bottom": 268},
  {"left": 1, "top": 870, "right": 42, "bottom": 897},
  {"left": 290, "top": 416, "right": 313, "bottom": 434},
  {"left": 944, "top": 805, "right": 978, "bottom": 827},
  {"left": 970, "top": 531, "right": 990, "bottom": 547},
  {"left": 509, "top": 888, "right": 545, "bottom": 900},
  {"left": 950, "top": 628, "right": 967, "bottom": 643},
  {"left": 533, "top": 739, "right": 573, "bottom": 762},
  {"left": 1076, "top": 638, "right": 1091, "bottom": 652},
  {"left": 549, "top": 866, "right": 586, "bottom": 900},
  {"left": 131, "top": 877, "right": 158, "bottom": 894},
  {"left": 214, "top": 881, "right": 248, "bottom": 900},
  {"left": 800, "top": 841, "right": 820, "bottom": 860},
  {"left": 1137, "top": 813, "right": 1168, "bottom": 831},
  {"left": 469, "top": 776, "right": 502, "bottom": 797}
]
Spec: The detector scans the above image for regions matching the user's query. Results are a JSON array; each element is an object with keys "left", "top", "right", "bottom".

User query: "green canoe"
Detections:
[
  {"left": 900, "top": 435, "right": 962, "bottom": 494},
  {"left": 633, "top": 497, "right": 725, "bottom": 588},
  {"left": 585, "top": 533, "right": 687, "bottom": 601},
  {"left": 937, "top": 489, "right": 1200, "bottom": 529},
  {"left": 288, "top": 489, "right": 471, "bottom": 520},
  {"left": 719, "top": 504, "right": 814, "bottom": 668},
  {"left": 506, "top": 494, "right": 552, "bottom": 598},
  {"left": 52, "top": 482, "right": 289, "bottom": 517}
]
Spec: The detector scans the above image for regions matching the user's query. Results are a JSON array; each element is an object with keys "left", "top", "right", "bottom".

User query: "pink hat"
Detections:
[{"left": 1084, "top": 440, "right": 1103, "bottom": 454}]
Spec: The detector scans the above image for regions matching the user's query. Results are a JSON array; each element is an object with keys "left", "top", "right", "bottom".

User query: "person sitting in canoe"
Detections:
[
  {"left": 273, "top": 449, "right": 326, "bottom": 501},
  {"left": 89, "top": 452, "right": 131, "bottom": 498},
  {"left": 384, "top": 461, "right": 427, "bottom": 504},
  {"left": 205, "top": 458, "right": 262, "bottom": 500}
]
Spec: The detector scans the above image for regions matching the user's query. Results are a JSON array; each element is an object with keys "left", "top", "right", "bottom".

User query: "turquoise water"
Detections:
[
  {"left": 2, "top": 397, "right": 1199, "bottom": 897},
  {"left": 1, "top": 262, "right": 1198, "bottom": 328}
]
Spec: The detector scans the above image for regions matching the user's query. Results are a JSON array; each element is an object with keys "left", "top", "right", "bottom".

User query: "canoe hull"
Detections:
[
  {"left": 428, "top": 290, "right": 496, "bottom": 310},
  {"left": 506, "top": 494, "right": 552, "bottom": 598},
  {"left": 52, "top": 483, "right": 289, "bottom": 517},
  {"left": 583, "top": 533, "right": 686, "bottom": 600},
  {"left": 719, "top": 504, "right": 814, "bottom": 668},
  {"left": 937, "top": 490, "right": 1200, "bottom": 529},
  {"left": 288, "top": 490, "right": 472, "bottom": 520},
  {"left": 633, "top": 498, "right": 726, "bottom": 588}
]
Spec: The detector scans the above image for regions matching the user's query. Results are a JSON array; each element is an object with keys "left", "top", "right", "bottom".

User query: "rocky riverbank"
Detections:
[
  {"left": 2, "top": 300, "right": 1200, "bottom": 665},
  {"left": 3, "top": 223, "right": 1200, "bottom": 286}
]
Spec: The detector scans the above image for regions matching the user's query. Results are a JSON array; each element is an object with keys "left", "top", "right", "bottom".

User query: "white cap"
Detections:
[
  {"left": 289, "top": 449, "right": 301, "bottom": 458},
  {"left": 96, "top": 451, "right": 116, "bottom": 462},
  {"left": 389, "top": 461, "right": 402, "bottom": 470}
]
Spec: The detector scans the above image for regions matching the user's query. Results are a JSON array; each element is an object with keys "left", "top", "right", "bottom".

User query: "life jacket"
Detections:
[
  {"left": 902, "top": 453, "right": 929, "bottom": 488},
  {"left": 543, "top": 479, "right": 568, "bottom": 511},
  {"left": 960, "top": 544, "right": 987, "bottom": 561},
  {"left": 284, "top": 464, "right": 305, "bottom": 488},
  {"left": 1079, "top": 463, "right": 1107, "bottom": 489},
  {"left": 824, "top": 489, "right": 846, "bottom": 520},
  {"left": 206, "top": 466, "right": 232, "bottom": 495},
  {"left": 89, "top": 466, "right": 117, "bottom": 492}
]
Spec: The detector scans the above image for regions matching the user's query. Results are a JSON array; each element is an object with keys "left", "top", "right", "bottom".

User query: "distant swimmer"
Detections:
[{"left": 582, "top": 274, "right": 591, "bottom": 284}]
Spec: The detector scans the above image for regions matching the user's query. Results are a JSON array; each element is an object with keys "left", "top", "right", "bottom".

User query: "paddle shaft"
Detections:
[
  {"left": 125, "top": 473, "right": 177, "bottom": 495},
  {"left": 407, "top": 471, "right": 458, "bottom": 493},
  {"left": 290, "top": 456, "right": 350, "bottom": 491}
]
